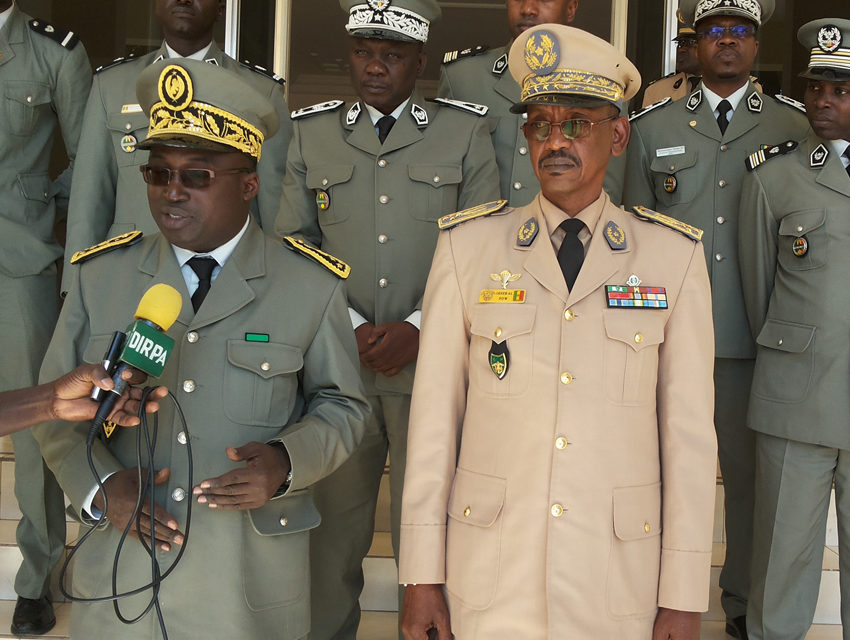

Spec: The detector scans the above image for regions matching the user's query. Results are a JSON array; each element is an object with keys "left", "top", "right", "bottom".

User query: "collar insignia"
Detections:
[
  {"left": 411, "top": 103, "right": 429, "bottom": 126},
  {"left": 604, "top": 220, "right": 627, "bottom": 250},
  {"left": 810, "top": 143, "right": 829, "bottom": 167},
  {"left": 346, "top": 102, "right": 362, "bottom": 125},
  {"left": 747, "top": 91, "right": 763, "bottom": 112},
  {"left": 517, "top": 218, "right": 539, "bottom": 246},
  {"left": 686, "top": 89, "right": 702, "bottom": 111},
  {"left": 492, "top": 52, "right": 508, "bottom": 75}
]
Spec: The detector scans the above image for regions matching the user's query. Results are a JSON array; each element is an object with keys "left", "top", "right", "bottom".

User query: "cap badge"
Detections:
[
  {"left": 368, "top": 0, "right": 391, "bottom": 10},
  {"left": 817, "top": 25, "right": 842, "bottom": 53},
  {"left": 525, "top": 30, "right": 560, "bottom": 76},
  {"left": 158, "top": 65, "right": 193, "bottom": 112}
]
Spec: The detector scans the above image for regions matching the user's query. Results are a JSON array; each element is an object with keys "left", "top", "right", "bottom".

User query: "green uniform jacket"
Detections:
[
  {"left": 62, "top": 41, "right": 293, "bottom": 293},
  {"left": 622, "top": 83, "right": 810, "bottom": 358},
  {"left": 0, "top": 5, "right": 91, "bottom": 277},
  {"left": 33, "top": 222, "right": 369, "bottom": 639},
  {"left": 438, "top": 45, "right": 538, "bottom": 207},
  {"left": 739, "top": 132, "right": 850, "bottom": 449},
  {"left": 276, "top": 91, "right": 500, "bottom": 395}
]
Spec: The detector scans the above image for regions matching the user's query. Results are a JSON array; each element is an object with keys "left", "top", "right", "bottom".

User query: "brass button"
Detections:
[
  {"left": 186, "top": 331, "right": 199, "bottom": 343},
  {"left": 560, "top": 372, "right": 574, "bottom": 385},
  {"left": 513, "top": 182, "right": 522, "bottom": 190},
  {"left": 718, "top": 179, "right": 727, "bottom": 188},
  {"left": 644, "top": 522, "right": 651, "bottom": 534},
  {"left": 463, "top": 507, "right": 471, "bottom": 517},
  {"left": 379, "top": 278, "right": 388, "bottom": 288},
  {"left": 261, "top": 362, "right": 271, "bottom": 372},
  {"left": 183, "top": 380, "right": 196, "bottom": 393},
  {"left": 555, "top": 437, "right": 568, "bottom": 450},
  {"left": 551, "top": 504, "right": 564, "bottom": 518},
  {"left": 377, "top": 234, "right": 388, "bottom": 244},
  {"left": 433, "top": 176, "right": 440, "bottom": 183},
  {"left": 634, "top": 333, "right": 644, "bottom": 344},
  {"left": 519, "top": 146, "right": 528, "bottom": 155},
  {"left": 172, "top": 487, "right": 186, "bottom": 502},
  {"left": 669, "top": 164, "right": 675, "bottom": 171},
  {"left": 322, "top": 178, "right": 329, "bottom": 186},
  {"left": 177, "top": 431, "right": 188, "bottom": 445},
  {"left": 564, "top": 309, "right": 575, "bottom": 321},
  {"left": 279, "top": 516, "right": 289, "bottom": 527},
  {"left": 716, "top": 216, "right": 725, "bottom": 225},
  {"left": 378, "top": 159, "right": 387, "bottom": 168},
  {"left": 689, "top": 120, "right": 697, "bottom": 127},
  {"left": 715, "top": 253, "right": 724, "bottom": 262},
  {"left": 494, "top": 327, "right": 502, "bottom": 338},
  {"left": 379, "top": 195, "right": 389, "bottom": 204}
]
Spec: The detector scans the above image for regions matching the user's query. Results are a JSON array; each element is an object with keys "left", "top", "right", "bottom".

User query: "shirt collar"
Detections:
[
  {"left": 829, "top": 139, "right": 850, "bottom": 168},
  {"left": 0, "top": 4, "right": 13, "bottom": 32},
  {"left": 701, "top": 81, "right": 750, "bottom": 115},
  {"left": 364, "top": 98, "right": 411, "bottom": 126},
  {"left": 171, "top": 216, "right": 250, "bottom": 268},
  {"left": 165, "top": 41, "right": 213, "bottom": 61},
  {"left": 538, "top": 190, "right": 608, "bottom": 239}
]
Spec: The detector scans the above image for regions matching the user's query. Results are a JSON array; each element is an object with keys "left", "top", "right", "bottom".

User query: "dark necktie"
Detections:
[
  {"left": 188, "top": 256, "right": 218, "bottom": 312},
  {"left": 376, "top": 115, "right": 396, "bottom": 144},
  {"left": 843, "top": 147, "right": 850, "bottom": 179},
  {"left": 557, "top": 218, "right": 585, "bottom": 291},
  {"left": 716, "top": 99, "right": 732, "bottom": 135}
]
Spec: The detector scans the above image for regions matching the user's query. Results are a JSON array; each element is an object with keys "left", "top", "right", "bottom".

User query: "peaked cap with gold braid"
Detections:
[{"left": 135, "top": 59, "right": 280, "bottom": 160}]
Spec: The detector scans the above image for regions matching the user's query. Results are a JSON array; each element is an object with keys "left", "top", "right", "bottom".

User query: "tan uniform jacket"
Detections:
[
  {"left": 400, "top": 193, "right": 717, "bottom": 638},
  {"left": 641, "top": 72, "right": 700, "bottom": 108},
  {"left": 276, "top": 91, "right": 499, "bottom": 395},
  {"left": 739, "top": 132, "right": 850, "bottom": 450},
  {"left": 33, "top": 223, "right": 369, "bottom": 639}
]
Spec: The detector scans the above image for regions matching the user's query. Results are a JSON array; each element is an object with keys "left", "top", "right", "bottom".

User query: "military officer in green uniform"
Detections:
[
  {"left": 438, "top": 0, "right": 577, "bottom": 207},
  {"left": 33, "top": 58, "right": 368, "bottom": 640},
  {"left": 276, "top": 1, "right": 499, "bottom": 637},
  {"left": 0, "top": 1, "right": 92, "bottom": 634},
  {"left": 739, "top": 19, "right": 850, "bottom": 640},
  {"left": 622, "top": 1, "right": 809, "bottom": 637},
  {"left": 61, "top": 0, "right": 292, "bottom": 295}
]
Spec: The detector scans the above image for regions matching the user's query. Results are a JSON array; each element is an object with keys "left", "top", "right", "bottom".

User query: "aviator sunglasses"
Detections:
[{"left": 140, "top": 165, "right": 252, "bottom": 189}]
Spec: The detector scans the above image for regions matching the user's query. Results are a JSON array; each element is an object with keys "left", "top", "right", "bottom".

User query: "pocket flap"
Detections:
[
  {"left": 613, "top": 483, "right": 662, "bottom": 541},
  {"left": 227, "top": 340, "right": 303, "bottom": 379},
  {"left": 649, "top": 149, "right": 697, "bottom": 174},
  {"left": 778, "top": 209, "right": 826, "bottom": 236},
  {"left": 306, "top": 164, "right": 355, "bottom": 190},
  {"left": 106, "top": 111, "right": 149, "bottom": 134},
  {"left": 470, "top": 304, "right": 536, "bottom": 344},
  {"left": 17, "top": 173, "right": 50, "bottom": 203},
  {"left": 5, "top": 81, "right": 51, "bottom": 106},
  {"left": 755, "top": 318, "right": 815, "bottom": 353},
  {"left": 408, "top": 164, "right": 463, "bottom": 187},
  {"left": 447, "top": 468, "right": 505, "bottom": 527},
  {"left": 248, "top": 490, "right": 320, "bottom": 536},
  {"left": 83, "top": 334, "right": 117, "bottom": 365},
  {"left": 604, "top": 310, "right": 665, "bottom": 352}
]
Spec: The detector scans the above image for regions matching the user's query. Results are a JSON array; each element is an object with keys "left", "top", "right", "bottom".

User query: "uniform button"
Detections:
[
  {"left": 564, "top": 308, "right": 575, "bottom": 321},
  {"left": 172, "top": 487, "right": 186, "bottom": 502},
  {"left": 463, "top": 507, "right": 471, "bottom": 517},
  {"left": 555, "top": 437, "right": 568, "bottom": 450},
  {"left": 689, "top": 120, "right": 697, "bottom": 127},
  {"left": 261, "top": 362, "right": 271, "bottom": 371},
  {"left": 433, "top": 176, "right": 441, "bottom": 183},
  {"left": 379, "top": 195, "right": 389, "bottom": 204},
  {"left": 669, "top": 164, "right": 675, "bottom": 172},
  {"left": 513, "top": 182, "right": 522, "bottom": 190},
  {"left": 125, "top": 123, "right": 132, "bottom": 130},
  {"left": 716, "top": 216, "right": 725, "bottom": 225},
  {"left": 560, "top": 372, "right": 574, "bottom": 385},
  {"left": 796, "top": 225, "right": 804, "bottom": 233},
  {"left": 634, "top": 333, "right": 644, "bottom": 344},
  {"left": 177, "top": 431, "right": 188, "bottom": 445},
  {"left": 279, "top": 516, "right": 289, "bottom": 527},
  {"left": 26, "top": 96, "right": 32, "bottom": 103},
  {"left": 183, "top": 380, "right": 196, "bottom": 393},
  {"left": 377, "top": 234, "right": 388, "bottom": 244},
  {"left": 718, "top": 179, "right": 727, "bottom": 188},
  {"left": 551, "top": 504, "right": 564, "bottom": 518},
  {"left": 322, "top": 178, "right": 329, "bottom": 186},
  {"left": 186, "top": 331, "right": 199, "bottom": 343},
  {"left": 715, "top": 253, "right": 724, "bottom": 262},
  {"left": 644, "top": 522, "right": 651, "bottom": 534},
  {"left": 377, "top": 159, "right": 387, "bottom": 168},
  {"left": 379, "top": 278, "right": 388, "bottom": 288},
  {"left": 777, "top": 338, "right": 784, "bottom": 346},
  {"left": 519, "top": 146, "right": 528, "bottom": 155},
  {"left": 522, "top": 113, "right": 528, "bottom": 120},
  {"left": 494, "top": 327, "right": 502, "bottom": 338},
  {"left": 720, "top": 144, "right": 728, "bottom": 151}
]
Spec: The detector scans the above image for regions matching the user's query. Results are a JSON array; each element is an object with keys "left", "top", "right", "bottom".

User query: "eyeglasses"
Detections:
[
  {"left": 522, "top": 115, "right": 618, "bottom": 142},
  {"left": 140, "top": 165, "right": 252, "bottom": 189},
  {"left": 696, "top": 25, "right": 756, "bottom": 40}
]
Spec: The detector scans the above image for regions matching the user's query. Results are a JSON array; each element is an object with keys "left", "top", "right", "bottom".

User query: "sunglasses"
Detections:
[
  {"left": 696, "top": 25, "right": 756, "bottom": 40},
  {"left": 522, "top": 115, "right": 618, "bottom": 142},
  {"left": 140, "top": 165, "right": 252, "bottom": 189}
]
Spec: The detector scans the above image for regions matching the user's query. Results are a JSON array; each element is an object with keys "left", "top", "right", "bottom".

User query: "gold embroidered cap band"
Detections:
[
  {"left": 798, "top": 19, "right": 850, "bottom": 80},
  {"left": 135, "top": 59, "right": 280, "bottom": 160},
  {"left": 508, "top": 25, "right": 640, "bottom": 113},
  {"left": 340, "top": 0, "right": 441, "bottom": 43}
]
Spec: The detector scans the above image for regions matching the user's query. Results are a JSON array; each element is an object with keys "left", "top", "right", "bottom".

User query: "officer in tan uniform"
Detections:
[
  {"left": 400, "top": 23, "right": 717, "bottom": 640},
  {"left": 0, "top": 1, "right": 92, "bottom": 633},
  {"left": 33, "top": 58, "right": 368, "bottom": 640},
  {"left": 62, "top": 0, "right": 292, "bottom": 295},
  {"left": 276, "top": 1, "right": 499, "bottom": 637},
  {"left": 622, "top": 2, "right": 810, "bottom": 635},
  {"left": 739, "top": 19, "right": 850, "bottom": 640},
  {"left": 642, "top": 23, "right": 701, "bottom": 108},
  {"left": 438, "top": 0, "right": 577, "bottom": 206}
]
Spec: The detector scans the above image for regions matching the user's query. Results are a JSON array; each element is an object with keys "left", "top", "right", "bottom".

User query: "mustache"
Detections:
[{"left": 539, "top": 150, "right": 581, "bottom": 170}]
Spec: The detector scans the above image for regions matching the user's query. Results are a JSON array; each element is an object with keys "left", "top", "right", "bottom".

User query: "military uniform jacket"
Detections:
[
  {"left": 33, "top": 222, "right": 369, "bottom": 639},
  {"left": 0, "top": 5, "right": 91, "bottom": 277},
  {"left": 439, "top": 44, "right": 540, "bottom": 207},
  {"left": 739, "top": 132, "right": 850, "bottom": 450},
  {"left": 399, "top": 193, "right": 717, "bottom": 638},
  {"left": 641, "top": 72, "right": 699, "bottom": 108},
  {"left": 622, "top": 82, "right": 810, "bottom": 358},
  {"left": 62, "top": 41, "right": 293, "bottom": 292},
  {"left": 276, "top": 90, "right": 499, "bottom": 395}
]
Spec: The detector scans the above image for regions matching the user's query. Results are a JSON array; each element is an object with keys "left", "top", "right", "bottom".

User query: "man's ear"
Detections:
[
  {"left": 610, "top": 117, "right": 630, "bottom": 158},
  {"left": 242, "top": 171, "right": 260, "bottom": 201}
]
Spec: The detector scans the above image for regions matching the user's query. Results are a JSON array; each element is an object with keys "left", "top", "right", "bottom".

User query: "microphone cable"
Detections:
[{"left": 60, "top": 388, "right": 193, "bottom": 640}]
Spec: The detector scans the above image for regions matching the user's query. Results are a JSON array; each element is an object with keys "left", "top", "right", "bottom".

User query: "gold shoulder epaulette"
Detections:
[
  {"left": 631, "top": 206, "right": 703, "bottom": 242},
  {"left": 70, "top": 231, "right": 143, "bottom": 264},
  {"left": 745, "top": 140, "right": 798, "bottom": 171},
  {"left": 438, "top": 200, "right": 508, "bottom": 230},
  {"left": 282, "top": 236, "right": 350, "bottom": 279}
]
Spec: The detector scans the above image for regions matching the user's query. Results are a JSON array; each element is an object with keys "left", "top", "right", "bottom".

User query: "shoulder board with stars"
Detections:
[
  {"left": 95, "top": 55, "right": 139, "bottom": 74},
  {"left": 282, "top": 237, "right": 350, "bottom": 279},
  {"left": 629, "top": 97, "right": 672, "bottom": 122},
  {"left": 433, "top": 98, "right": 489, "bottom": 117},
  {"left": 773, "top": 94, "right": 806, "bottom": 114},
  {"left": 438, "top": 200, "right": 508, "bottom": 231},
  {"left": 240, "top": 61, "right": 285, "bottom": 86},
  {"left": 28, "top": 19, "right": 79, "bottom": 50},
  {"left": 70, "top": 231, "right": 143, "bottom": 265},
  {"left": 745, "top": 140, "right": 798, "bottom": 171},
  {"left": 291, "top": 100, "right": 345, "bottom": 120},
  {"left": 442, "top": 44, "right": 489, "bottom": 65},
  {"left": 631, "top": 206, "right": 703, "bottom": 242}
]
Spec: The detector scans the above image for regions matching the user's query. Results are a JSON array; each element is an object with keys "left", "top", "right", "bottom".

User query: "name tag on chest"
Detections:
[{"left": 479, "top": 289, "right": 527, "bottom": 303}]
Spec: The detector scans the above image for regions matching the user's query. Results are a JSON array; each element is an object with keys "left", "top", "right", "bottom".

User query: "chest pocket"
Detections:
[
  {"left": 225, "top": 341, "right": 303, "bottom": 427},
  {"left": 107, "top": 111, "right": 150, "bottom": 167},
  {"left": 4, "top": 81, "right": 51, "bottom": 136},
  {"left": 649, "top": 149, "right": 698, "bottom": 206},
  {"left": 408, "top": 164, "right": 463, "bottom": 221},
  {"left": 306, "top": 164, "right": 355, "bottom": 225},
  {"left": 778, "top": 209, "right": 826, "bottom": 271},
  {"left": 83, "top": 334, "right": 116, "bottom": 365},
  {"left": 603, "top": 310, "right": 666, "bottom": 406},
  {"left": 469, "top": 304, "right": 535, "bottom": 397}
]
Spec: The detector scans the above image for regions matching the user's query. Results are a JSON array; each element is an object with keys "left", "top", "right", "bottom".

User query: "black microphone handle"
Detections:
[{"left": 88, "top": 363, "right": 132, "bottom": 443}]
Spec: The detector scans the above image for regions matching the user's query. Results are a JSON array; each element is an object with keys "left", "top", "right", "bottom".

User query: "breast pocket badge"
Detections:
[{"left": 488, "top": 340, "right": 509, "bottom": 379}]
